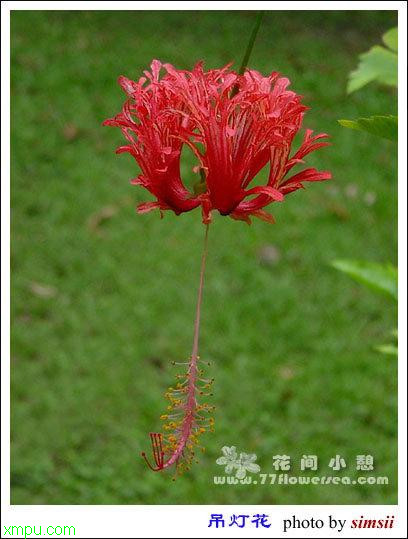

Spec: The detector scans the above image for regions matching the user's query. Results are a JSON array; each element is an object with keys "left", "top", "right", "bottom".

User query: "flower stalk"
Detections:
[
  {"left": 238, "top": 11, "right": 265, "bottom": 75},
  {"left": 230, "top": 10, "right": 265, "bottom": 98}
]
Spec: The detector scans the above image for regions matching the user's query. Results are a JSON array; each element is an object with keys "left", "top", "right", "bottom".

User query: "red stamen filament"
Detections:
[{"left": 142, "top": 224, "right": 211, "bottom": 472}]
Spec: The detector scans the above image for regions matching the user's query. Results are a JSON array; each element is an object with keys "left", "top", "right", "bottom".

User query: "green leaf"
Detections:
[
  {"left": 331, "top": 260, "right": 398, "bottom": 301},
  {"left": 383, "top": 27, "right": 398, "bottom": 52},
  {"left": 375, "top": 344, "right": 398, "bottom": 356},
  {"left": 338, "top": 115, "right": 397, "bottom": 141},
  {"left": 347, "top": 27, "right": 398, "bottom": 93}
]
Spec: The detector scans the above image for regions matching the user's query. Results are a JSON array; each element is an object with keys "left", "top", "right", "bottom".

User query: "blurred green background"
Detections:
[{"left": 11, "top": 10, "right": 397, "bottom": 504}]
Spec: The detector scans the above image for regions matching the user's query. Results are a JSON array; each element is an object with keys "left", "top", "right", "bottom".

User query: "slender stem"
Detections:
[
  {"left": 191, "top": 224, "right": 210, "bottom": 360},
  {"left": 238, "top": 11, "right": 265, "bottom": 75},
  {"left": 230, "top": 10, "right": 265, "bottom": 98}
]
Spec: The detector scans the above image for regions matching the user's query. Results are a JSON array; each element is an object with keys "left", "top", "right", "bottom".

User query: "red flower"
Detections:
[
  {"left": 103, "top": 60, "right": 200, "bottom": 216},
  {"left": 104, "top": 60, "right": 331, "bottom": 223}
]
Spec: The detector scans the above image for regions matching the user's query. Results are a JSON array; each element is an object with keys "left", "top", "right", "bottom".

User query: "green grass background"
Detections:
[{"left": 11, "top": 10, "right": 397, "bottom": 504}]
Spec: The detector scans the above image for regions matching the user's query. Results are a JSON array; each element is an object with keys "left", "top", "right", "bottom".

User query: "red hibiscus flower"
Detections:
[
  {"left": 104, "top": 60, "right": 331, "bottom": 225},
  {"left": 104, "top": 59, "right": 332, "bottom": 476},
  {"left": 104, "top": 60, "right": 331, "bottom": 224}
]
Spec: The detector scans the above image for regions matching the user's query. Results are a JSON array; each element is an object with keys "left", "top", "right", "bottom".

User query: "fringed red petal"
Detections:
[{"left": 104, "top": 60, "right": 332, "bottom": 224}]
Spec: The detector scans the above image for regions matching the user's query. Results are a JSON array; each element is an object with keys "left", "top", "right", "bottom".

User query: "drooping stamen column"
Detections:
[{"left": 142, "top": 224, "right": 210, "bottom": 471}]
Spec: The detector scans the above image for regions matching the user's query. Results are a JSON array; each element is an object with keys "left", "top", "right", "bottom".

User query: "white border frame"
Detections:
[{"left": 1, "top": 2, "right": 407, "bottom": 538}]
